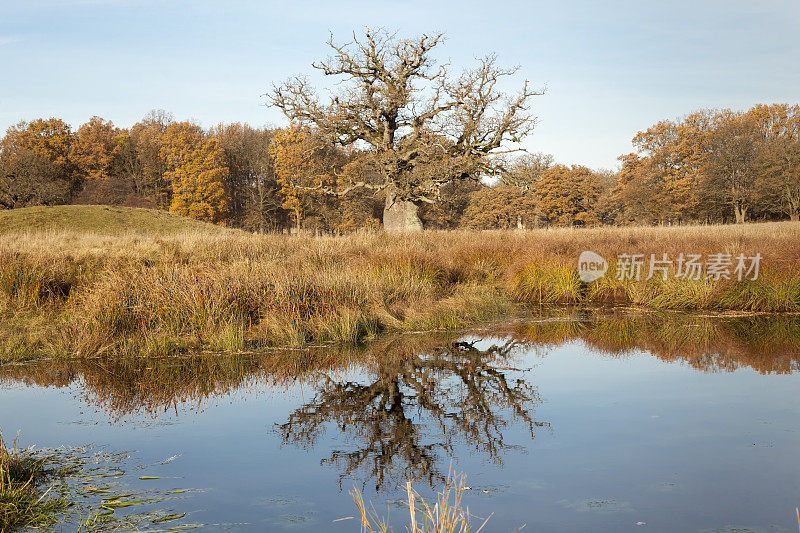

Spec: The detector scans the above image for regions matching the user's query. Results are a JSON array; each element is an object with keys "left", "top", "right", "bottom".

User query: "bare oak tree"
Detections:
[{"left": 268, "top": 28, "right": 542, "bottom": 232}]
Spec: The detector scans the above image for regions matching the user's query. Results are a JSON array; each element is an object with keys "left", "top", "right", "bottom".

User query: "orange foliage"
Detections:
[
  {"left": 269, "top": 124, "right": 335, "bottom": 231},
  {"left": 536, "top": 165, "right": 602, "bottom": 226},
  {"left": 70, "top": 116, "right": 122, "bottom": 182},
  {"left": 160, "top": 122, "right": 229, "bottom": 223}
]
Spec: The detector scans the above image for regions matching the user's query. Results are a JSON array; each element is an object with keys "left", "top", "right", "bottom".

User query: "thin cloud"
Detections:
[{"left": 0, "top": 37, "right": 21, "bottom": 46}]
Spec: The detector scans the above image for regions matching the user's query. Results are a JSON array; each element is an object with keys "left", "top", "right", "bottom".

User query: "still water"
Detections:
[{"left": 1, "top": 311, "right": 799, "bottom": 532}]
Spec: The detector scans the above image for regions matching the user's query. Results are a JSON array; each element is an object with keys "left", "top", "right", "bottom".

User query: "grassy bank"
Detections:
[
  {"left": 1, "top": 206, "right": 799, "bottom": 359},
  {"left": 1, "top": 434, "right": 70, "bottom": 531}
]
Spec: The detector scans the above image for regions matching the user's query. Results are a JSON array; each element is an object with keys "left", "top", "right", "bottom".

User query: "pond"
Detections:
[{"left": 1, "top": 310, "right": 799, "bottom": 532}]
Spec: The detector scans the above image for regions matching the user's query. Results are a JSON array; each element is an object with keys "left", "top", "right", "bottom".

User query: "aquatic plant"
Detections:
[
  {"left": 350, "top": 472, "right": 491, "bottom": 533},
  {"left": 0, "top": 432, "right": 70, "bottom": 531}
]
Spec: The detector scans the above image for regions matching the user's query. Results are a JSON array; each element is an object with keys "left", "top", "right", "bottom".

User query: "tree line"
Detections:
[
  {"left": 1, "top": 103, "right": 797, "bottom": 232},
  {"left": 1, "top": 28, "right": 797, "bottom": 231}
]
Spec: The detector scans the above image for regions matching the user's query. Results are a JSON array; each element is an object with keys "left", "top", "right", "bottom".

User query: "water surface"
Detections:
[{"left": 1, "top": 311, "right": 799, "bottom": 532}]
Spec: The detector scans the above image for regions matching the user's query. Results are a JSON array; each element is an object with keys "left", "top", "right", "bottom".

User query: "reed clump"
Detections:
[
  {"left": 350, "top": 472, "right": 490, "bottom": 533},
  {"left": 1, "top": 219, "right": 799, "bottom": 359},
  {"left": 0, "top": 433, "right": 70, "bottom": 531}
]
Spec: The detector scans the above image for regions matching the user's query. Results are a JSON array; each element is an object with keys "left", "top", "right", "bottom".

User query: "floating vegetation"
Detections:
[
  {"left": 0, "top": 432, "right": 72, "bottom": 531},
  {"left": 1, "top": 436, "right": 213, "bottom": 532}
]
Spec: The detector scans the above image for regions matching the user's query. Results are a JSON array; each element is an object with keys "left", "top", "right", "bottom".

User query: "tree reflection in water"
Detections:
[
  {"left": 2, "top": 312, "right": 799, "bottom": 490},
  {"left": 277, "top": 338, "right": 548, "bottom": 490}
]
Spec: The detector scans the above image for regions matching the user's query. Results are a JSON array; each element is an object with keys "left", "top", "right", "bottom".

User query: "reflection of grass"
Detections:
[
  {"left": 351, "top": 472, "right": 490, "bottom": 533},
  {"left": 0, "top": 432, "right": 71, "bottom": 531},
  {"left": 505, "top": 311, "right": 800, "bottom": 374},
  {"left": 0, "top": 349, "right": 361, "bottom": 420},
  {"left": 515, "top": 317, "right": 588, "bottom": 346},
  {"left": 1, "top": 223, "right": 799, "bottom": 359},
  {"left": 2, "top": 312, "right": 799, "bottom": 426}
]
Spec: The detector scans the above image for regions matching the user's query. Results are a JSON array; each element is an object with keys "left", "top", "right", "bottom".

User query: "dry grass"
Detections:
[
  {"left": 350, "top": 472, "right": 490, "bottom": 533},
  {"left": 0, "top": 205, "right": 234, "bottom": 236},
  {"left": 1, "top": 216, "right": 799, "bottom": 359}
]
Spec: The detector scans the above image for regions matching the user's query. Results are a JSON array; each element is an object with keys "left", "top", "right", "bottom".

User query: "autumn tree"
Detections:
[
  {"left": 160, "top": 122, "right": 229, "bottom": 223},
  {"left": 702, "top": 110, "right": 761, "bottom": 223},
  {"left": 592, "top": 169, "right": 622, "bottom": 225},
  {"left": 269, "top": 28, "right": 542, "bottom": 232},
  {"left": 0, "top": 118, "right": 77, "bottom": 207},
  {"left": 129, "top": 110, "right": 174, "bottom": 208},
  {"left": 212, "top": 123, "right": 286, "bottom": 231},
  {"left": 536, "top": 164, "right": 603, "bottom": 226},
  {"left": 749, "top": 104, "right": 800, "bottom": 221},
  {"left": 269, "top": 124, "right": 343, "bottom": 232},
  {"left": 616, "top": 105, "right": 800, "bottom": 225},
  {"left": 69, "top": 116, "right": 142, "bottom": 205},
  {"left": 70, "top": 116, "right": 120, "bottom": 182},
  {"left": 500, "top": 152, "right": 553, "bottom": 191},
  {"left": 613, "top": 113, "right": 712, "bottom": 224},
  {"left": 462, "top": 184, "right": 538, "bottom": 229},
  {"left": 333, "top": 154, "right": 383, "bottom": 231},
  {"left": 418, "top": 179, "right": 481, "bottom": 229},
  {"left": 613, "top": 152, "right": 664, "bottom": 224}
]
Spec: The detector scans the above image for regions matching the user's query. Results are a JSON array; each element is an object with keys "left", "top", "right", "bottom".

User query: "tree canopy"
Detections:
[{"left": 268, "top": 28, "right": 542, "bottom": 231}]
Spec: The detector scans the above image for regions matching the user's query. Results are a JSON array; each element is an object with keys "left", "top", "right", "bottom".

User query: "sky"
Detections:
[{"left": 1, "top": 0, "right": 798, "bottom": 170}]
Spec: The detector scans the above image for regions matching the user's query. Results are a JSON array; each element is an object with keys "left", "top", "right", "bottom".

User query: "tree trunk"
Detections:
[
  {"left": 790, "top": 211, "right": 799, "bottom": 222},
  {"left": 734, "top": 203, "right": 747, "bottom": 224},
  {"left": 383, "top": 190, "right": 423, "bottom": 233}
]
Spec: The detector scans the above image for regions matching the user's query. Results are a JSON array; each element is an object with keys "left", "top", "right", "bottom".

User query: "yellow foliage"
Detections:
[
  {"left": 269, "top": 124, "right": 334, "bottom": 230},
  {"left": 160, "top": 122, "right": 229, "bottom": 223}
]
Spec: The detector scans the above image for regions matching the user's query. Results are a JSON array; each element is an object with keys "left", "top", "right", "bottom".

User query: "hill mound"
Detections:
[{"left": 0, "top": 205, "right": 235, "bottom": 235}]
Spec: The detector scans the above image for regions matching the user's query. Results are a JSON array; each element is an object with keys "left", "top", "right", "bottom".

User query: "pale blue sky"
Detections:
[{"left": 1, "top": 0, "right": 798, "bottom": 169}]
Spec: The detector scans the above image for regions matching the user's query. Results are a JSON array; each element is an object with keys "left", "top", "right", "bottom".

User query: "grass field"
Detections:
[
  {"left": 0, "top": 205, "right": 235, "bottom": 236},
  {"left": 1, "top": 206, "right": 799, "bottom": 360}
]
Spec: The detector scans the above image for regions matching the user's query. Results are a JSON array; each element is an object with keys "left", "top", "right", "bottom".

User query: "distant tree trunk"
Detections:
[
  {"left": 294, "top": 206, "right": 302, "bottom": 234},
  {"left": 383, "top": 189, "right": 423, "bottom": 233},
  {"left": 789, "top": 211, "right": 799, "bottom": 222},
  {"left": 734, "top": 203, "right": 747, "bottom": 224}
]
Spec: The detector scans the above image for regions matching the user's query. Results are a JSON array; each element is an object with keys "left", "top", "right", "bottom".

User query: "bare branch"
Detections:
[{"left": 267, "top": 28, "right": 543, "bottom": 208}]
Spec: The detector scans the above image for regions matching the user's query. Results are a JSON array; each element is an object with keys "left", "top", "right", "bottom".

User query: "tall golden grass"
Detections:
[{"left": 1, "top": 222, "right": 799, "bottom": 359}]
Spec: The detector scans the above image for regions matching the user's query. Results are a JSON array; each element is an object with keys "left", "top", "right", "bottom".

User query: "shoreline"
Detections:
[{"left": 2, "top": 221, "right": 799, "bottom": 361}]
